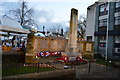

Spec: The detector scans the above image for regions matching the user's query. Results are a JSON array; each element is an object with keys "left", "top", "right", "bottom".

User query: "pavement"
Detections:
[
  {"left": 76, "top": 63, "right": 120, "bottom": 78},
  {"left": 33, "top": 57, "right": 120, "bottom": 78},
  {"left": 49, "top": 62, "right": 120, "bottom": 78},
  {"left": 79, "top": 69, "right": 120, "bottom": 78}
]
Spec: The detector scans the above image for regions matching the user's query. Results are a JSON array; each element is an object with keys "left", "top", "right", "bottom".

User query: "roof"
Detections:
[
  {"left": 87, "top": 1, "right": 104, "bottom": 9},
  {"left": 0, "top": 15, "right": 30, "bottom": 34},
  {"left": 22, "top": 26, "right": 29, "bottom": 30},
  {"left": 0, "top": 25, "right": 30, "bottom": 34}
]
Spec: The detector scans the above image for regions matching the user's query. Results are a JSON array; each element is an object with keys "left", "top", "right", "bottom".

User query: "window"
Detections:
[
  {"left": 116, "top": 1, "right": 120, "bottom": 8},
  {"left": 99, "top": 27, "right": 107, "bottom": 31},
  {"left": 99, "top": 36, "right": 106, "bottom": 47},
  {"left": 100, "top": 3, "right": 108, "bottom": 12},
  {"left": 99, "top": 36, "right": 106, "bottom": 43},
  {"left": 115, "top": 16, "right": 120, "bottom": 25},
  {"left": 115, "top": 48, "right": 120, "bottom": 53},
  {"left": 99, "top": 19, "right": 107, "bottom": 31},
  {"left": 115, "top": 1, "right": 120, "bottom": 12},
  {"left": 99, "top": 3, "right": 108, "bottom": 16},
  {"left": 87, "top": 36, "right": 92, "bottom": 41},
  {"left": 99, "top": 19, "right": 107, "bottom": 27},
  {"left": 115, "top": 36, "right": 120, "bottom": 43}
]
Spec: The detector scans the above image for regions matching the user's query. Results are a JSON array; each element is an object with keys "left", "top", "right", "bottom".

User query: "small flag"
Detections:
[
  {"left": 104, "top": 3, "right": 107, "bottom": 13},
  {"left": 45, "top": 52, "right": 50, "bottom": 57},
  {"left": 40, "top": 52, "right": 44, "bottom": 57},
  {"left": 104, "top": 0, "right": 108, "bottom": 13}
]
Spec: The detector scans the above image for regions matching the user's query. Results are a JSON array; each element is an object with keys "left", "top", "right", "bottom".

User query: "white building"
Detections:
[
  {"left": 85, "top": 2, "right": 102, "bottom": 41},
  {"left": 86, "top": 2, "right": 98, "bottom": 41}
]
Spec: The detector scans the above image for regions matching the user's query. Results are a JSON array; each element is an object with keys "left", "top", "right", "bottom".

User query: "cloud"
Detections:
[
  {"left": 33, "top": 9, "right": 54, "bottom": 23},
  {"left": 1, "top": 0, "right": 98, "bottom": 3},
  {"left": 0, "top": 3, "right": 3, "bottom": 17},
  {"left": 37, "top": 21, "right": 69, "bottom": 31},
  {"left": 2, "top": 2, "right": 69, "bottom": 32},
  {"left": 33, "top": 9, "right": 69, "bottom": 31},
  {"left": 39, "top": 17, "right": 47, "bottom": 23}
]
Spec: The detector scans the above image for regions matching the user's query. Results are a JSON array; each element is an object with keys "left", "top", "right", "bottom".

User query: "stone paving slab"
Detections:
[
  {"left": 75, "top": 63, "right": 120, "bottom": 78},
  {"left": 77, "top": 69, "right": 120, "bottom": 78}
]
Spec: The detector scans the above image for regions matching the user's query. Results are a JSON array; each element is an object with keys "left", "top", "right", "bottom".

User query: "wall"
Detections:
[
  {"left": 2, "top": 51, "right": 25, "bottom": 64},
  {"left": 26, "top": 34, "right": 67, "bottom": 57},
  {"left": 86, "top": 3, "right": 99, "bottom": 41}
]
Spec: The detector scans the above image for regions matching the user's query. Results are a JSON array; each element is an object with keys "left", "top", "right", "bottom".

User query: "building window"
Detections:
[
  {"left": 115, "top": 16, "right": 120, "bottom": 25},
  {"left": 115, "top": 1, "right": 120, "bottom": 12},
  {"left": 99, "top": 27, "right": 107, "bottom": 31},
  {"left": 100, "top": 3, "right": 108, "bottom": 12},
  {"left": 99, "top": 36, "right": 106, "bottom": 43},
  {"left": 99, "top": 19, "right": 107, "bottom": 27},
  {"left": 114, "top": 48, "right": 120, "bottom": 54},
  {"left": 115, "top": 16, "right": 120, "bottom": 30},
  {"left": 114, "top": 36, "right": 120, "bottom": 55},
  {"left": 87, "top": 36, "right": 92, "bottom": 41},
  {"left": 99, "top": 36, "right": 106, "bottom": 47},
  {"left": 99, "top": 3, "right": 108, "bottom": 16},
  {"left": 99, "top": 19, "right": 107, "bottom": 31},
  {"left": 115, "top": 36, "right": 120, "bottom": 43},
  {"left": 116, "top": 1, "right": 120, "bottom": 8}
]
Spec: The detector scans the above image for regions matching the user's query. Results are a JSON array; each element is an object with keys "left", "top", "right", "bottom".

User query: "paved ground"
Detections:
[
  {"left": 50, "top": 62, "right": 120, "bottom": 78},
  {"left": 76, "top": 63, "right": 120, "bottom": 78},
  {"left": 34, "top": 57, "right": 120, "bottom": 78},
  {"left": 80, "top": 69, "right": 120, "bottom": 78}
]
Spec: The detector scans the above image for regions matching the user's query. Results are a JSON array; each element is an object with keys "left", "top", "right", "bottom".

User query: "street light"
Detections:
[
  {"left": 105, "top": 2, "right": 109, "bottom": 69},
  {"left": 43, "top": 26, "right": 45, "bottom": 32}
]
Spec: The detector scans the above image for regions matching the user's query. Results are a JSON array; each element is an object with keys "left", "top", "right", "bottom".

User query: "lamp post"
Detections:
[
  {"left": 43, "top": 26, "right": 45, "bottom": 32},
  {"left": 105, "top": 2, "right": 109, "bottom": 69},
  {"left": 43, "top": 26, "right": 45, "bottom": 35}
]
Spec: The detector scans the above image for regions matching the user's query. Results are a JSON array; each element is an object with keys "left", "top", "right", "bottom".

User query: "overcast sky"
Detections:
[{"left": 1, "top": 0, "right": 98, "bottom": 31}]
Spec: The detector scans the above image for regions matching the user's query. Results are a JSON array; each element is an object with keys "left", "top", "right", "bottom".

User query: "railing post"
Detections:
[
  {"left": 106, "top": 60, "right": 108, "bottom": 69},
  {"left": 88, "top": 60, "right": 91, "bottom": 74},
  {"left": 38, "top": 62, "right": 39, "bottom": 73}
]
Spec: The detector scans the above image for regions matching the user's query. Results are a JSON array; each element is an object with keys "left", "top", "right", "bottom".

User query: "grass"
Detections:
[
  {"left": 2, "top": 66, "right": 54, "bottom": 77},
  {"left": 95, "top": 59, "right": 108, "bottom": 65},
  {"left": 95, "top": 59, "right": 120, "bottom": 68},
  {"left": 94, "top": 54, "right": 120, "bottom": 68},
  {"left": 65, "top": 62, "right": 86, "bottom": 66}
]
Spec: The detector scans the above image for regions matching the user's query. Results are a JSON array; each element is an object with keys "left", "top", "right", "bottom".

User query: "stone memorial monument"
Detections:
[{"left": 66, "top": 8, "right": 82, "bottom": 59}]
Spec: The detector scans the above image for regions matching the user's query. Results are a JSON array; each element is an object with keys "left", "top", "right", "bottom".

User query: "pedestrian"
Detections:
[
  {"left": 12, "top": 36, "right": 16, "bottom": 47},
  {"left": 20, "top": 41, "right": 26, "bottom": 51}
]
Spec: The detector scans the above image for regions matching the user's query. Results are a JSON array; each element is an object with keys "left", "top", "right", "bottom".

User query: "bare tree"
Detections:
[
  {"left": 48, "top": 24, "right": 63, "bottom": 33},
  {"left": 77, "top": 15, "right": 86, "bottom": 41},
  {"left": 64, "top": 15, "right": 86, "bottom": 40},
  {"left": 64, "top": 26, "right": 69, "bottom": 38},
  {"left": 9, "top": 0, "right": 38, "bottom": 29},
  {"left": 48, "top": 24, "right": 64, "bottom": 37}
]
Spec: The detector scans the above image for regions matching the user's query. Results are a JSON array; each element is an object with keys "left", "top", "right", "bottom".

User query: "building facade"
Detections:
[
  {"left": 86, "top": 2, "right": 99, "bottom": 41},
  {"left": 94, "top": 1, "right": 120, "bottom": 59}
]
